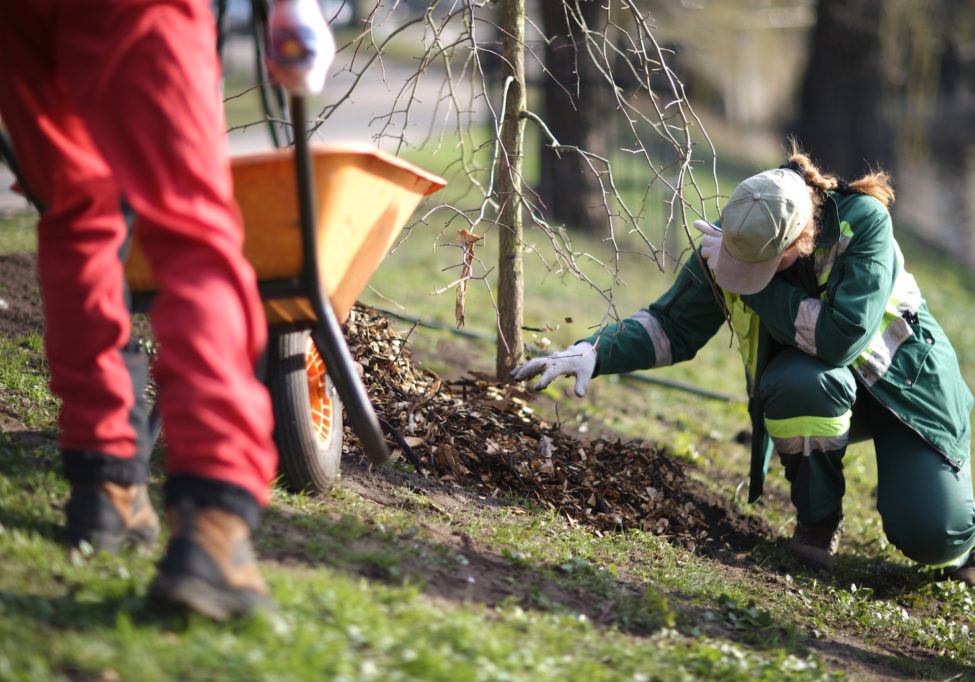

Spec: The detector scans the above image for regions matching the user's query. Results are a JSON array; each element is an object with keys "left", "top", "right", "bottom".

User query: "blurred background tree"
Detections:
[{"left": 793, "top": 0, "right": 894, "bottom": 177}]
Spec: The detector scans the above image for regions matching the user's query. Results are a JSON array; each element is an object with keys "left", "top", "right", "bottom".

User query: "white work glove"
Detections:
[
  {"left": 266, "top": 0, "right": 336, "bottom": 96},
  {"left": 511, "top": 342, "right": 597, "bottom": 397},
  {"left": 693, "top": 219, "right": 722, "bottom": 272}
]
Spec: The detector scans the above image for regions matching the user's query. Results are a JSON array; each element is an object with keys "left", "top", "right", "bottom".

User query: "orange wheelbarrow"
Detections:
[{"left": 126, "top": 110, "right": 445, "bottom": 492}]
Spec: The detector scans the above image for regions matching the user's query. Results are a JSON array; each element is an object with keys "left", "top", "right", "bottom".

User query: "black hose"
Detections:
[{"left": 371, "top": 306, "right": 744, "bottom": 404}]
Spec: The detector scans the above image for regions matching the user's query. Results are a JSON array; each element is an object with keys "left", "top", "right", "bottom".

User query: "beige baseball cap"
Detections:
[{"left": 714, "top": 168, "right": 813, "bottom": 294}]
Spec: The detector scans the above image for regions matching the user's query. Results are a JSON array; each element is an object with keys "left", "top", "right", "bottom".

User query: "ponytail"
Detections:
[{"left": 786, "top": 139, "right": 895, "bottom": 208}]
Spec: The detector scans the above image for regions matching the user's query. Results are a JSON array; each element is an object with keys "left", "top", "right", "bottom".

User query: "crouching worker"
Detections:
[{"left": 513, "top": 143, "right": 975, "bottom": 581}]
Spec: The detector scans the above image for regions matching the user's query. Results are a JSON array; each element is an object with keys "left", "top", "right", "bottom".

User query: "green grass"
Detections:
[
  {"left": 0, "top": 212, "right": 37, "bottom": 253},
  {"left": 0, "top": 444, "right": 842, "bottom": 682},
  {"left": 0, "top": 333, "right": 58, "bottom": 428}
]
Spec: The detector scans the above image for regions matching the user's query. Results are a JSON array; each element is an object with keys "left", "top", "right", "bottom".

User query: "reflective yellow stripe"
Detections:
[
  {"left": 851, "top": 309, "right": 902, "bottom": 372},
  {"left": 815, "top": 223, "right": 852, "bottom": 288},
  {"left": 765, "top": 410, "right": 852, "bottom": 439},
  {"left": 850, "top": 270, "right": 918, "bottom": 383}
]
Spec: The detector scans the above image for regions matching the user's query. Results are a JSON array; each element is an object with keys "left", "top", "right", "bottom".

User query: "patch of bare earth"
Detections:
[
  {"left": 0, "top": 251, "right": 963, "bottom": 681},
  {"left": 0, "top": 253, "right": 45, "bottom": 339}
]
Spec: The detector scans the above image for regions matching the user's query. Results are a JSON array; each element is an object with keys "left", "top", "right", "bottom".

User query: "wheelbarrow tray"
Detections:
[{"left": 124, "top": 143, "right": 445, "bottom": 324}]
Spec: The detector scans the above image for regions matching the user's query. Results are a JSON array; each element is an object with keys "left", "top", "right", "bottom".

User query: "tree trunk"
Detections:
[
  {"left": 495, "top": 0, "right": 527, "bottom": 380},
  {"left": 792, "top": 0, "right": 894, "bottom": 177},
  {"left": 538, "top": 0, "right": 610, "bottom": 232}
]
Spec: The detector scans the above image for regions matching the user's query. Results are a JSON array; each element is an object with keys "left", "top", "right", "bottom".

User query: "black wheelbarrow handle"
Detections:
[{"left": 289, "top": 95, "right": 391, "bottom": 467}]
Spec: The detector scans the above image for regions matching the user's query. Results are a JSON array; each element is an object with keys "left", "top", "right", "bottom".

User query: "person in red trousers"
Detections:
[{"left": 0, "top": 0, "right": 333, "bottom": 619}]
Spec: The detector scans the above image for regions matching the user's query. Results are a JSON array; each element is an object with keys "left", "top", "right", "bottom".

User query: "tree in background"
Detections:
[
  {"left": 793, "top": 0, "right": 975, "bottom": 210},
  {"left": 495, "top": 0, "right": 527, "bottom": 377},
  {"left": 537, "top": 0, "right": 611, "bottom": 233},
  {"left": 884, "top": 0, "right": 975, "bottom": 263},
  {"left": 792, "top": 0, "right": 894, "bottom": 178}
]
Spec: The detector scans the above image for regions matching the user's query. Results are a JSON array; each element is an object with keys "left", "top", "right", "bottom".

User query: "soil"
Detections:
[
  {"left": 0, "top": 253, "right": 45, "bottom": 338},
  {"left": 0, "top": 251, "right": 965, "bottom": 681}
]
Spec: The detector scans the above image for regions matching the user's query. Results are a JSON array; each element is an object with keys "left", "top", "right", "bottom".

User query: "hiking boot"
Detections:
[
  {"left": 148, "top": 501, "right": 271, "bottom": 620},
  {"left": 65, "top": 481, "right": 160, "bottom": 553},
  {"left": 788, "top": 508, "right": 843, "bottom": 572}
]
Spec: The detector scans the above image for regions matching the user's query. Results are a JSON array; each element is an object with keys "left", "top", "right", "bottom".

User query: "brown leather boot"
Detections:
[
  {"left": 148, "top": 501, "right": 271, "bottom": 620},
  {"left": 788, "top": 508, "right": 843, "bottom": 572},
  {"left": 65, "top": 481, "right": 160, "bottom": 553}
]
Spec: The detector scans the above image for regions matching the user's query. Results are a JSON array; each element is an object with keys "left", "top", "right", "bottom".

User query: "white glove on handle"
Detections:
[
  {"left": 266, "top": 0, "right": 336, "bottom": 96},
  {"left": 693, "top": 219, "right": 722, "bottom": 272},
  {"left": 511, "top": 342, "right": 597, "bottom": 397}
]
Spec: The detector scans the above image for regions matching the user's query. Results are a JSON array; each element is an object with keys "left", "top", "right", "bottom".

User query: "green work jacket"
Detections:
[{"left": 582, "top": 191, "right": 973, "bottom": 502}]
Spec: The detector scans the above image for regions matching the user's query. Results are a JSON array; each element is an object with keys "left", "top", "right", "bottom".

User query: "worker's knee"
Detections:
[
  {"left": 880, "top": 500, "right": 975, "bottom": 566},
  {"left": 760, "top": 350, "right": 857, "bottom": 420}
]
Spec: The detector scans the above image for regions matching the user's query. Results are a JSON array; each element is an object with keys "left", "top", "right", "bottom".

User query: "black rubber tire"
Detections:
[{"left": 266, "top": 330, "right": 343, "bottom": 492}]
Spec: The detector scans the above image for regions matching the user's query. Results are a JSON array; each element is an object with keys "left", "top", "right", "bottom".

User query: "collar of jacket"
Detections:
[{"left": 816, "top": 191, "right": 842, "bottom": 247}]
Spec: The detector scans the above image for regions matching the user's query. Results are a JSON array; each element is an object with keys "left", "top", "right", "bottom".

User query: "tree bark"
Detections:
[
  {"left": 495, "top": 0, "right": 527, "bottom": 380},
  {"left": 792, "top": 0, "right": 894, "bottom": 177},
  {"left": 538, "top": 0, "right": 610, "bottom": 232}
]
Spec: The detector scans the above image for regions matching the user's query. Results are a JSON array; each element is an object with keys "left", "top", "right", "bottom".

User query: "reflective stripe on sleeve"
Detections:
[
  {"left": 808, "top": 226, "right": 922, "bottom": 386},
  {"left": 627, "top": 310, "right": 672, "bottom": 367},
  {"left": 851, "top": 263, "right": 921, "bottom": 386},
  {"left": 794, "top": 298, "right": 822, "bottom": 355},
  {"left": 852, "top": 313, "right": 914, "bottom": 386}
]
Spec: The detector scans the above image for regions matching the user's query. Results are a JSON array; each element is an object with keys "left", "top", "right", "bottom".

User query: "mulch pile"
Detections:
[{"left": 344, "top": 305, "right": 710, "bottom": 549}]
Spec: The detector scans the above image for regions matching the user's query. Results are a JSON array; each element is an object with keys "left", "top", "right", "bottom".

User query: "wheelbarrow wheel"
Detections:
[{"left": 267, "top": 330, "right": 343, "bottom": 492}]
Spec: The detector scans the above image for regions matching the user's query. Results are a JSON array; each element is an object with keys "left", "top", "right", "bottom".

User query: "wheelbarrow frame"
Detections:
[{"left": 122, "top": 96, "right": 445, "bottom": 490}]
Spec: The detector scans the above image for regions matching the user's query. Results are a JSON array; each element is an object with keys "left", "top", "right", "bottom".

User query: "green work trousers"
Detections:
[{"left": 760, "top": 349, "right": 975, "bottom": 567}]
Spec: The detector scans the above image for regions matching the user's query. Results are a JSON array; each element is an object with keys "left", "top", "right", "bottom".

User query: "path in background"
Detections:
[
  {"left": 0, "top": 164, "right": 30, "bottom": 214},
  {"left": 224, "top": 32, "right": 477, "bottom": 155}
]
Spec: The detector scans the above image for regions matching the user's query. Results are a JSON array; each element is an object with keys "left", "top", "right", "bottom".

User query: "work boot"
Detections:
[
  {"left": 148, "top": 501, "right": 271, "bottom": 620},
  {"left": 65, "top": 481, "right": 160, "bottom": 553},
  {"left": 788, "top": 508, "right": 843, "bottom": 572}
]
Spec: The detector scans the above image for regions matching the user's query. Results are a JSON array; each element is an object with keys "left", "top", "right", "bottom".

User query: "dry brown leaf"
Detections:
[{"left": 343, "top": 304, "right": 709, "bottom": 544}]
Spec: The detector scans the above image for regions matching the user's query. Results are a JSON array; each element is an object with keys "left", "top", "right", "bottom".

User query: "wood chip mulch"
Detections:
[{"left": 343, "top": 305, "right": 710, "bottom": 549}]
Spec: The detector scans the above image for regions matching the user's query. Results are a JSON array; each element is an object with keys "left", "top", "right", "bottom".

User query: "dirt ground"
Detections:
[
  {"left": 0, "top": 253, "right": 44, "bottom": 339},
  {"left": 0, "top": 251, "right": 960, "bottom": 681}
]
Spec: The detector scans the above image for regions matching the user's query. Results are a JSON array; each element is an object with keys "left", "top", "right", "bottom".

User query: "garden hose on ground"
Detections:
[{"left": 372, "top": 307, "right": 744, "bottom": 404}]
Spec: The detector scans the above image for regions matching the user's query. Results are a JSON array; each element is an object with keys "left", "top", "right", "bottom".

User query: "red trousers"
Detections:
[{"left": 0, "top": 0, "right": 277, "bottom": 504}]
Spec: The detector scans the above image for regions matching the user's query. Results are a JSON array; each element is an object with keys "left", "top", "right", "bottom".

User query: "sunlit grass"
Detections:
[{"left": 0, "top": 211, "right": 36, "bottom": 253}]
